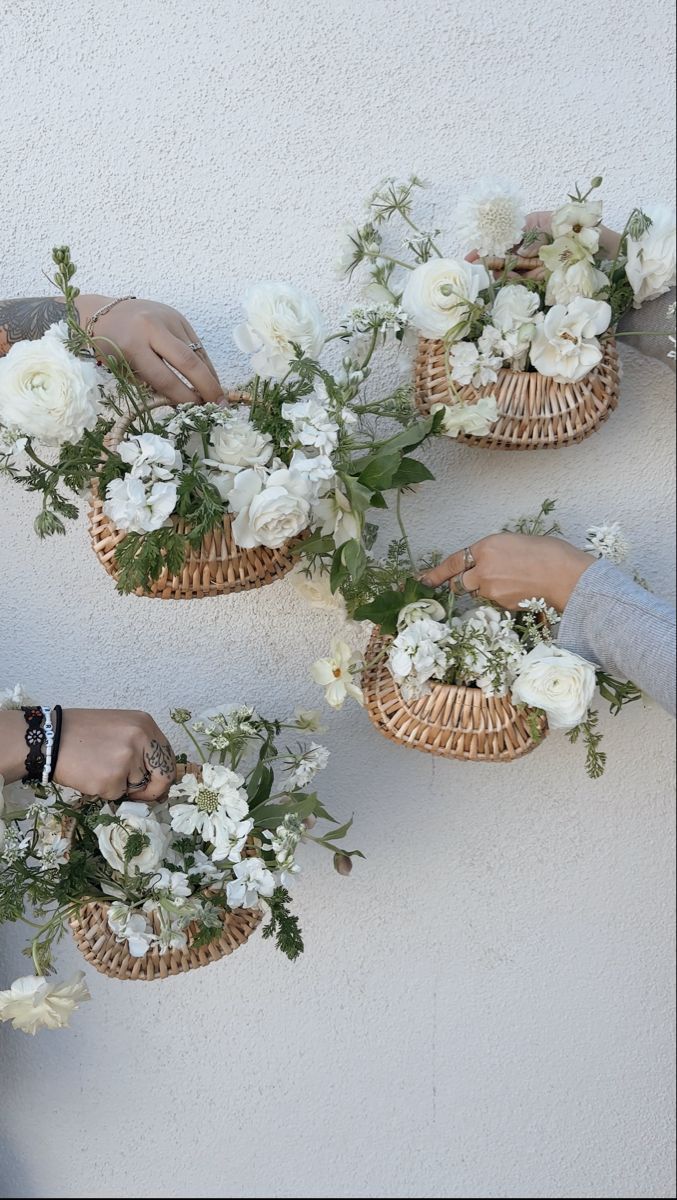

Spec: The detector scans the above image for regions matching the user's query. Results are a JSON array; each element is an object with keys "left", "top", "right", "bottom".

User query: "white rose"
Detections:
[
  {"left": 0, "top": 326, "right": 101, "bottom": 445},
  {"left": 529, "top": 298, "right": 612, "bottom": 383},
  {"left": 401, "top": 258, "right": 490, "bottom": 340},
  {"left": 204, "top": 419, "right": 273, "bottom": 471},
  {"left": 95, "top": 801, "right": 171, "bottom": 875},
  {"left": 229, "top": 467, "right": 310, "bottom": 549},
  {"left": 397, "top": 599, "right": 447, "bottom": 628},
  {"left": 431, "top": 395, "right": 499, "bottom": 438},
  {"left": 0, "top": 972, "right": 90, "bottom": 1034},
  {"left": 551, "top": 199, "right": 603, "bottom": 239},
  {"left": 545, "top": 259, "right": 610, "bottom": 306},
  {"left": 103, "top": 475, "right": 177, "bottom": 533},
  {"left": 491, "top": 284, "right": 541, "bottom": 332},
  {"left": 233, "top": 282, "right": 325, "bottom": 378},
  {"left": 625, "top": 204, "right": 676, "bottom": 308},
  {"left": 511, "top": 643, "right": 597, "bottom": 730},
  {"left": 118, "top": 432, "right": 182, "bottom": 481}
]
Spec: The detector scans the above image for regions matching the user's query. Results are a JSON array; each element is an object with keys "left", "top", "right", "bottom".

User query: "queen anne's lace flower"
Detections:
[{"left": 585, "top": 522, "right": 631, "bottom": 564}]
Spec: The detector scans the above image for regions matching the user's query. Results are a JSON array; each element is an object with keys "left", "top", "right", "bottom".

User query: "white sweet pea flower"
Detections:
[
  {"left": 545, "top": 259, "right": 610, "bottom": 306},
  {"left": 0, "top": 972, "right": 90, "bottom": 1034},
  {"left": 281, "top": 396, "right": 340, "bottom": 456},
  {"left": 103, "top": 475, "right": 177, "bottom": 533},
  {"left": 107, "top": 903, "right": 157, "bottom": 957},
  {"left": 289, "top": 563, "right": 347, "bottom": 615},
  {"left": 448, "top": 340, "right": 501, "bottom": 388},
  {"left": 187, "top": 849, "right": 227, "bottom": 886},
  {"left": 397, "top": 599, "right": 447, "bottom": 628},
  {"left": 431, "top": 396, "right": 499, "bottom": 438},
  {"left": 453, "top": 178, "right": 526, "bottom": 258},
  {"left": 210, "top": 813, "right": 255, "bottom": 864},
  {"left": 148, "top": 868, "right": 193, "bottom": 898},
  {"left": 313, "top": 484, "right": 361, "bottom": 547},
  {"left": 511, "top": 644, "right": 597, "bottom": 730},
  {"left": 625, "top": 205, "right": 676, "bottom": 308},
  {"left": 529, "top": 298, "right": 612, "bottom": 383},
  {"left": 0, "top": 326, "right": 102, "bottom": 446},
  {"left": 228, "top": 466, "right": 311, "bottom": 550},
  {"left": 551, "top": 199, "right": 603, "bottom": 239},
  {"left": 118, "top": 432, "right": 182, "bottom": 481},
  {"left": 233, "top": 281, "right": 325, "bottom": 378},
  {"left": 311, "top": 640, "right": 364, "bottom": 708},
  {"left": 226, "top": 857, "right": 276, "bottom": 909},
  {"left": 401, "top": 258, "right": 490, "bottom": 340},
  {"left": 169, "top": 762, "right": 250, "bottom": 845},
  {"left": 95, "top": 801, "right": 171, "bottom": 876}
]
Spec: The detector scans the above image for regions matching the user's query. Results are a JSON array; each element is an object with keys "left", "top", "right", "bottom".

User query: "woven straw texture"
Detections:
[
  {"left": 363, "top": 631, "right": 546, "bottom": 762},
  {"left": 415, "top": 336, "right": 620, "bottom": 450},
  {"left": 66, "top": 764, "right": 262, "bottom": 981},
  {"left": 88, "top": 389, "right": 304, "bottom": 598}
]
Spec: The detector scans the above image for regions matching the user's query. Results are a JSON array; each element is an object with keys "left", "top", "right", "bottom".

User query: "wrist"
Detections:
[
  {"left": 0, "top": 711, "right": 29, "bottom": 784},
  {"left": 74, "top": 294, "right": 114, "bottom": 329},
  {"left": 555, "top": 549, "right": 595, "bottom": 612}
]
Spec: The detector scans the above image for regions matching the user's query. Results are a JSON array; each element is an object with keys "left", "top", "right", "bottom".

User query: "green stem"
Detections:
[
  {"left": 395, "top": 488, "right": 416, "bottom": 571},
  {"left": 183, "top": 726, "right": 208, "bottom": 764},
  {"left": 369, "top": 252, "right": 414, "bottom": 272},
  {"left": 401, "top": 211, "right": 444, "bottom": 258}
]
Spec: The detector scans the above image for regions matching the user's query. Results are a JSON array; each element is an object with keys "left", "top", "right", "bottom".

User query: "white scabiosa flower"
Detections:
[
  {"left": 0, "top": 972, "right": 90, "bottom": 1034},
  {"left": 453, "top": 179, "right": 526, "bottom": 258},
  {"left": 169, "top": 763, "right": 251, "bottom": 845},
  {"left": 233, "top": 282, "right": 325, "bottom": 378},
  {"left": 584, "top": 522, "right": 630, "bottom": 564}
]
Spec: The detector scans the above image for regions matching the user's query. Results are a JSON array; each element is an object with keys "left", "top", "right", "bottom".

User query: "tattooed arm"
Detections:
[{"left": 0, "top": 293, "right": 224, "bottom": 404}]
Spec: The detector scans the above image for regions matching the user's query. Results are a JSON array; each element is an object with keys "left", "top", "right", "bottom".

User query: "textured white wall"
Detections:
[{"left": 1, "top": 2, "right": 675, "bottom": 1197}]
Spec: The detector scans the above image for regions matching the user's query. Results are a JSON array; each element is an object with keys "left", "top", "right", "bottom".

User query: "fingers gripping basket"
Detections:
[
  {"left": 88, "top": 391, "right": 303, "bottom": 598},
  {"left": 362, "top": 631, "right": 546, "bottom": 762},
  {"left": 66, "top": 765, "right": 262, "bottom": 981}
]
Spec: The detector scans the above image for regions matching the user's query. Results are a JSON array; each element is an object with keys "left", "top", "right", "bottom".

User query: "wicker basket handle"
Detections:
[
  {"left": 106, "top": 389, "right": 249, "bottom": 452},
  {"left": 484, "top": 256, "right": 542, "bottom": 273}
]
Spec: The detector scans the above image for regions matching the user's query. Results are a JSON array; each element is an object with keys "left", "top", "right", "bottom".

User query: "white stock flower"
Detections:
[
  {"left": 511, "top": 644, "right": 597, "bottom": 730},
  {"left": 210, "top": 812, "right": 255, "bottom": 864},
  {"left": 228, "top": 466, "right": 311, "bottom": 549},
  {"left": 187, "top": 849, "right": 226, "bottom": 886},
  {"left": 103, "top": 475, "right": 177, "bottom": 533},
  {"left": 118, "top": 433, "right": 182, "bottom": 481},
  {"left": 226, "top": 857, "right": 276, "bottom": 909},
  {"left": 149, "top": 868, "right": 193, "bottom": 898},
  {"left": 529, "top": 298, "right": 612, "bottom": 383},
  {"left": 95, "top": 802, "right": 171, "bottom": 876},
  {"left": 431, "top": 396, "right": 499, "bottom": 438},
  {"left": 169, "top": 762, "right": 250, "bottom": 846},
  {"left": 401, "top": 258, "right": 490, "bottom": 340},
  {"left": 233, "top": 282, "right": 325, "bottom": 378},
  {"left": 397, "top": 598, "right": 447, "bottom": 627},
  {"left": 0, "top": 327, "right": 102, "bottom": 446},
  {"left": 281, "top": 396, "right": 339, "bottom": 456},
  {"left": 585, "top": 522, "right": 630, "bottom": 564},
  {"left": 311, "top": 640, "right": 364, "bottom": 708},
  {"left": 456, "top": 605, "right": 525, "bottom": 696},
  {"left": 290, "top": 563, "right": 347, "bottom": 615},
  {"left": 625, "top": 205, "right": 677, "bottom": 308},
  {"left": 313, "top": 484, "right": 361, "bottom": 546},
  {"left": 453, "top": 178, "right": 526, "bottom": 258},
  {"left": 107, "top": 903, "right": 157, "bottom": 957},
  {"left": 0, "top": 972, "right": 90, "bottom": 1034},
  {"left": 551, "top": 199, "right": 603, "bottom": 240},
  {"left": 389, "top": 616, "right": 451, "bottom": 699}
]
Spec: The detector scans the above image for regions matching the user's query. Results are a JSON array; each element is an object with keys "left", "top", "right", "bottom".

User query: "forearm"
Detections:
[
  {"left": 557, "top": 559, "right": 676, "bottom": 715},
  {"left": 0, "top": 711, "right": 28, "bottom": 783},
  {"left": 617, "top": 287, "right": 676, "bottom": 371},
  {"left": 0, "top": 297, "right": 69, "bottom": 355}
]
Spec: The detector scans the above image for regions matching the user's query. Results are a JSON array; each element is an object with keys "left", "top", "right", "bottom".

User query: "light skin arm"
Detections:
[
  {"left": 0, "top": 294, "right": 225, "bottom": 407},
  {"left": 0, "top": 708, "right": 176, "bottom": 802}
]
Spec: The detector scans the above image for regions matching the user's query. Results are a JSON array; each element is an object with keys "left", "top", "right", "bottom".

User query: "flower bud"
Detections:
[
  {"left": 590, "top": 176, "right": 603, "bottom": 190},
  {"left": 333, "top": 852, "right": 352, "bottom": 876}
]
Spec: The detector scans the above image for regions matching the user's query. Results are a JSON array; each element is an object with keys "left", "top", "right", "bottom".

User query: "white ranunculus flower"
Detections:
[
  {"left": 453, "top": 178, "right": 526, "bottom": 258},
  {"left": 313, "top": 484, "right": 361, "bottom": 546},
  {"left": 103, "top": 475, "right": 177, "bottom": 533},
  {"left": 431, "top": 396, "right": 499, "bottom": 438},
  {"left": 529, "top": 298, "right": 612, "bottom": 383},
  {"left": 226, "top": 857, "right": 276, "bottom": 909},
  {"left": 625, "top": 204, "right": 677, "bottom": 308},
  {"left": 0, "top": 972, "right": 90, "bottom": 1034},
  {"left": 118, "top": 432, "right": 182, "bottom": 481},
  {"left": 511, "top": 643, "right": 597, "bottom": 730},
  {"left": 551, "top": 199, "right": 603, "bottom": 239},
  {"left": 0, "top": 327, "right": 102, "bottom": 446},
  {"left": 290, "top": 563, "right": 347, "bottom": 615},
  {"left": 168, "top": 762, "right": 251, "bottom": 846},
  {"left": 203, "top": 419, "right": 274, "bottom": 472},
  {"left": 233, "top": 281, "right": 325, "bottom": 378},
  {"left": 545, "top": 259, "right": 610, "bottom": 306},
  {"left": 397, "top": 599, "right": 447, "bottom": 627},
  {"left": 311, "top": 640, "right": 364, "bottom": 708},
  {"left": 401, "top": 258, "right": 490, "bottom": 340},
  {"left": 95, "top": 801, "right": 171, "bottom": 876},
  {"left": 228, "top": 466, "right": 311, "bottom": 549},
  {"left": 491, "top": 284, "right": 541, "bottom": 332}
]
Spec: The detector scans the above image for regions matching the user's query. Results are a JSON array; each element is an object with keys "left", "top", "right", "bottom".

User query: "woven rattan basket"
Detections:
[
  {"left": 66, "top": 764, "right": 262, "bottom": 981},
  {"left": 88, "top": 391, "right": 304, "bottom": 598},
  {"left": 363, "top": 631, "right": 546, "bottom": 762}
]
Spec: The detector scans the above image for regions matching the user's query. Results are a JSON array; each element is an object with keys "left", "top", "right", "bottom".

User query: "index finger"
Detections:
[
  {"left": 421, "top": 549, "right": 468, "bottom": 588},
  {"left": 150, "top": 328, "right": 225, "bottom": 405}
]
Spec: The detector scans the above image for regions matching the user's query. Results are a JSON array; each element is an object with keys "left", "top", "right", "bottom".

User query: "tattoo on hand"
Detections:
[
  {"left": 0, "top": 297, "right": 68, "bottom": 353},
  {"left": 145, "top": 738, "right": 176, "bottom": 778}
]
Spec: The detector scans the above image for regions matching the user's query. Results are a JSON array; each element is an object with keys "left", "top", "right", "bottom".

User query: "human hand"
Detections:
[
  {"left": 76, "top": 294, "right": 225, "bottom": 407},
  {"left": 51, "top": 709, "right": 176, "bottom": 801},
  {"left": 421, "top": 532, "right": 594, "bottom": 613},
  {"left": 466, "top": 212, "right": 621, "bottom": 279}
]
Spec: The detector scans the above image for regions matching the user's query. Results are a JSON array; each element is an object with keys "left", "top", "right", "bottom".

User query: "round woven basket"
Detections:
[
  {"left": 363, "top": 631, "right": 546, "bottom": 762},
  {"left": 66, "top": 764, "right": 262, "bottom": 981},
  {"left": 88, "top": 390, "right": 304, "bottom": 598}
]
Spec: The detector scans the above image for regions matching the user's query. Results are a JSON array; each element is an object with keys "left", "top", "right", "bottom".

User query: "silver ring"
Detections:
[
  {"left": 463, "top": 546, "right": 476, "bottom": 571},
  {"left": 451, "top": 572, "right": 479, "bottom": 599},
  {"left": 187, "top": 341, "right": 203, "bottom": 352},
  {"left": 126, "top": 768, "right": 152, "bottom": 792}
]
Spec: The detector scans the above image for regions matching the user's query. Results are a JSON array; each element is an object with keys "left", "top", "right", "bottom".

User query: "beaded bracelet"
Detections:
[{"left": 21, "top": 706, "right": 47, "bottom": 784}]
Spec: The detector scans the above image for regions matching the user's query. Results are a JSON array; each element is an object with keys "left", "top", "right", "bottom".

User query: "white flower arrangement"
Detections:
[
  {"left": 336, "top": 175, "right": 676, "bottom": 437},
  {"left": 0, "top": 706, "right": 361, "bottom": 1035},
  {"left": 0, "top": 248, "right": 438, "bottom": 593}
]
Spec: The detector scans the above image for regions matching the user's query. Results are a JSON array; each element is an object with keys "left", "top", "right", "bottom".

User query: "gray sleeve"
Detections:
[
  {"left": 557, "top": 559, "right": 676, "bottom": 715},
  {"left": 617, "top": 287, "right": 676, "bottom": 372}
]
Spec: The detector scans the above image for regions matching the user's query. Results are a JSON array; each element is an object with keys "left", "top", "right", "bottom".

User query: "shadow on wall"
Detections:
[{"left": 0, "top": 1132, "right": 33, "bottom": 1198}]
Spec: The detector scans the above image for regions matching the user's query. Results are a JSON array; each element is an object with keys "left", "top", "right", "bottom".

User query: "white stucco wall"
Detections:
[{"left": 1, "top": 2, "right": 675, "bottom": 1197}]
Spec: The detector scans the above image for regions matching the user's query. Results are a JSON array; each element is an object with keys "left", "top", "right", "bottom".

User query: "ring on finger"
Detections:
[
  {"left": 463, "top": 546, "right": 476, "bottom": 572},
  {"left": 186, "top": 341, "right": 203, "bottom": 352},
  {"left": 451, "top": 571, "right": 479, "bottom": 599},
  {"left": 126, "top": 768, "right": 152, "bottom": 792}
]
